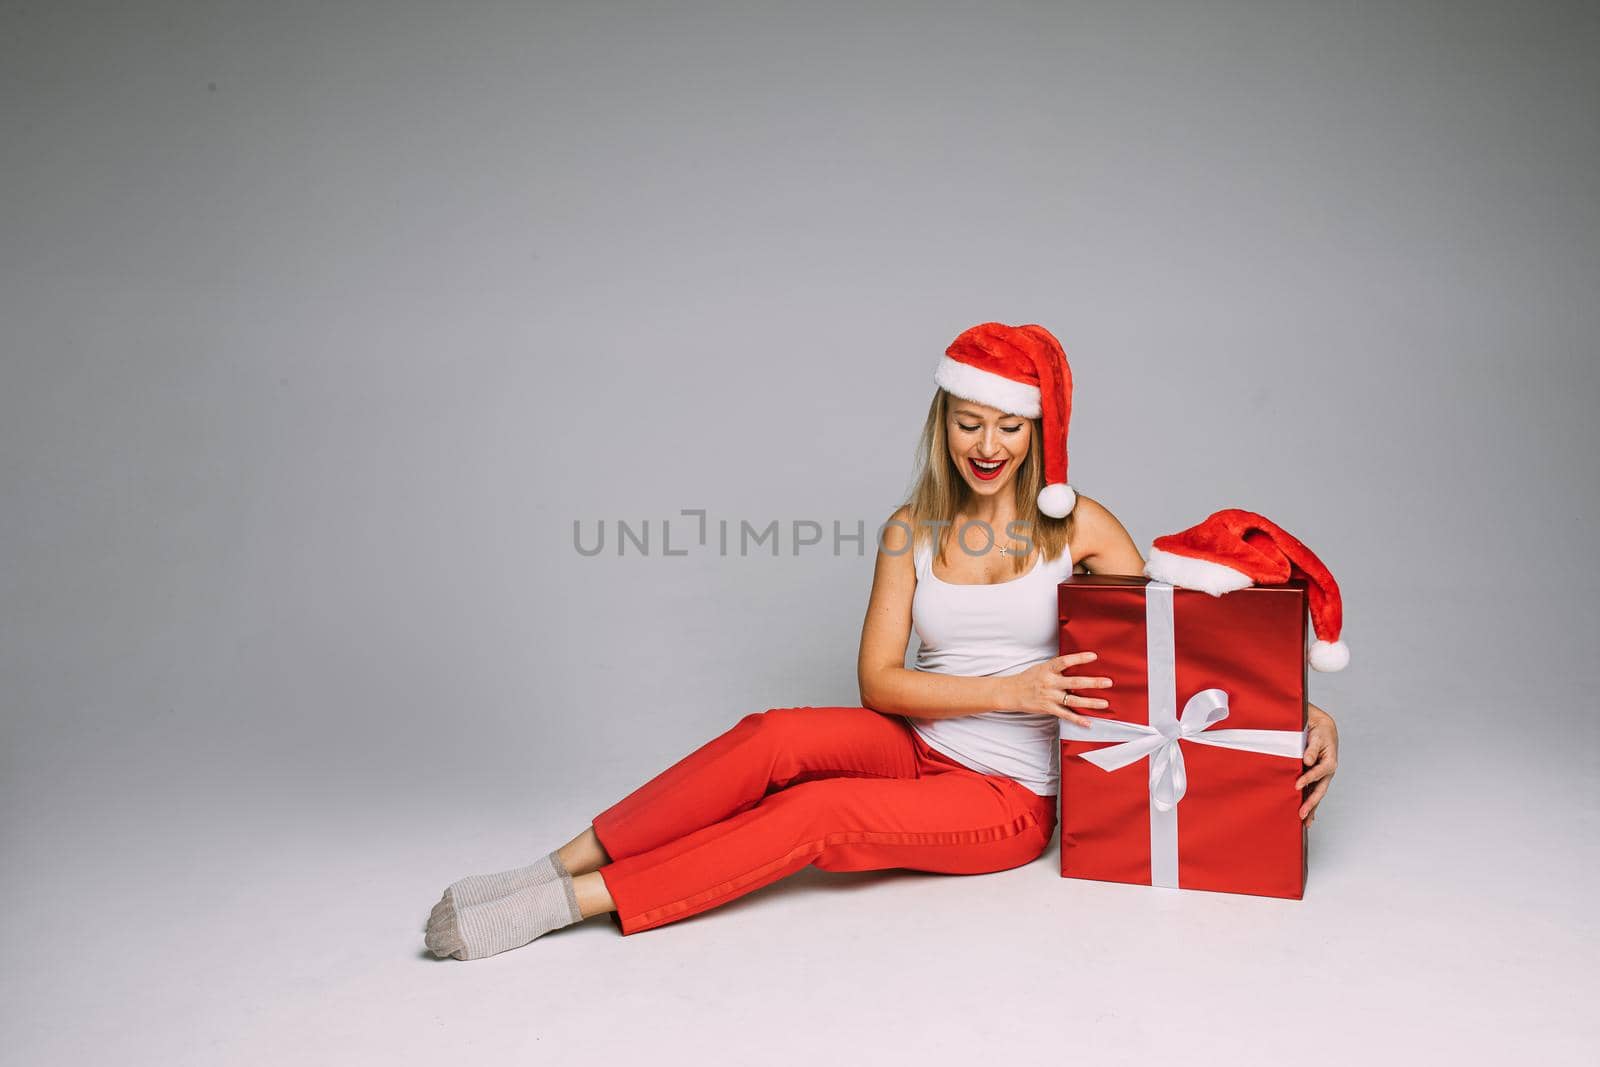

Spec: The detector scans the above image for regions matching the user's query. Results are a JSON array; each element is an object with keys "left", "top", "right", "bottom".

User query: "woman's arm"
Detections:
[
  {"left": 1299, "top": 703, "right": 1338, "bottom": 823},
  {"left": 1071, "top": 494, "right": 1147, "bottom": 576},
  {"left": 857, "top": 507, "right": 1014, "bottom": 719}
]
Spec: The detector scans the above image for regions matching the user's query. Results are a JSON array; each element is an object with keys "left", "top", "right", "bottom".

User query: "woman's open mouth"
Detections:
[{"left": 967, "top": 457, "right": 1007, "bottom": 481}]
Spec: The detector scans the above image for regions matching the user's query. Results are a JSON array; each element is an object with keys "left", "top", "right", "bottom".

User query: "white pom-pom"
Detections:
[
  {"left": 1037, "top": 483, "right": 1076, "bottom": 518},
  {"left": 1309, "top": 639, "right": 1349, "bottom": 673}
]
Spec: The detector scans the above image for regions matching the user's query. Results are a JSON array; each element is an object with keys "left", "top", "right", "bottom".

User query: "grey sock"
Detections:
[
  {"left": 443, "top": 849, "right": 570, "bottom": 910},
  {"left": 427, "top": 875, "right": 584, "bottom": 960}
]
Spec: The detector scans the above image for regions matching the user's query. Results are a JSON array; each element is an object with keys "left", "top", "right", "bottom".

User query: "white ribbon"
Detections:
[{"left": 1060, "top": 581, "right": 1305, "bottom": 888}]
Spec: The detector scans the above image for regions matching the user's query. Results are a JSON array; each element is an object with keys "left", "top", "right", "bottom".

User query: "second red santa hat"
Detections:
[{"left": 1143, "top": 508, "right": 1350, "bottom": 673}]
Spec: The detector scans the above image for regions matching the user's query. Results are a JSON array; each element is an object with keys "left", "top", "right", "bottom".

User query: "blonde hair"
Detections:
[{"left": 904, "top": 388, "right": 1075, "bottom": 576}]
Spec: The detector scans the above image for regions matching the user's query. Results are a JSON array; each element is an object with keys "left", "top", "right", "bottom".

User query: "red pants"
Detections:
[{"left": 591, "top": 705, "right": 1057, "bottom": 934}]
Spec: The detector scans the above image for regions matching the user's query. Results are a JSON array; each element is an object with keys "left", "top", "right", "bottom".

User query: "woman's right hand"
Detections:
[{"left": 1002, "top": 652, "right": 1113, "bottom": 728}]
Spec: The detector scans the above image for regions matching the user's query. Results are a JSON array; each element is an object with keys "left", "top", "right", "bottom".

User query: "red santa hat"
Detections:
[
  {"left": 1143, "top": 508, "right": 1350, "bottom": 673},
  {"left": 934, "top": 322, "right": 1077, "bottom": 517}
]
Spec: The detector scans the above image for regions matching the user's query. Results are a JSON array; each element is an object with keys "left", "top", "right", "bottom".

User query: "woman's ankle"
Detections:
[
  {"left": 572, "top": 871, "right": 616, "bottom": 920},
  {"left": 557, "top": 825, "right": 611, "bottom": 877}
]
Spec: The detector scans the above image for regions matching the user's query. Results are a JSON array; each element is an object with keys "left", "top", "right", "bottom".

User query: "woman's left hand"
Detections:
[{"left": 1296, "top": 703, "right": 1339, "bottom": 825}]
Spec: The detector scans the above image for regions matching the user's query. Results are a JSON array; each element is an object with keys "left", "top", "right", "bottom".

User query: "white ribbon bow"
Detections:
[{"left": 1063, "top": 688, "right": 1303, "bottom": 812}]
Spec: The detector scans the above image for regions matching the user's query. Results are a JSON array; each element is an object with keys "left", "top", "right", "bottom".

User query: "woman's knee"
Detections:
[
  {"left": 735, "top": 705, "right": 786, "bottom": 738},
  {"left": 731, "top": 705, "right": 903, "bottom": 785},
  {"left": 735, "top": 704, "right": 820, "bottom": 738},
  {"left": 726, "top": 707, "right": 814, "bottom": 768}
]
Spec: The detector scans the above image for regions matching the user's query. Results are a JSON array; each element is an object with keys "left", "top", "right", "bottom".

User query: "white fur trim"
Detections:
[
  {"left": 934, "top": 356, "right": 1042, "bottom": 418},
  {"left": 1309, "top": 639, "right": 1349, "bottom": 673},
  {"left": 1037, "top": 483, "right": 1076, "bottom": 518},
  {"left": 1142, "top": 547, "right": 1253, "bottom": 597}
]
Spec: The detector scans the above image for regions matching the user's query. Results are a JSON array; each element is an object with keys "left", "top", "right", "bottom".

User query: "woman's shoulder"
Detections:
[
  {"left": 1066, "top": 493, "right": 1146, "bottom": 575},
  {"left": 1070, "top": 493, "right": 1119, "bottom": 538},
  {"left": 880, "top": 503, "right": 918, "bottom": 557}
]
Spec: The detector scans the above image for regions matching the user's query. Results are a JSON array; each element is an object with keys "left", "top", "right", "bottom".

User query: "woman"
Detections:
[{"left": 424, "top": 322, "right": 1341, "bottom": 960}]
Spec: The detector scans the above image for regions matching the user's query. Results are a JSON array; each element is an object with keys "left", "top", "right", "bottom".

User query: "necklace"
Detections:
[{"left": 949, "top": 515, "right": 1024, "bottom": 557}]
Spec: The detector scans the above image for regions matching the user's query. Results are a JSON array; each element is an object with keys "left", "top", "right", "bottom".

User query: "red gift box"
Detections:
[{"left": 1057, "top": 575, "right": 1309, "bottom": 899}]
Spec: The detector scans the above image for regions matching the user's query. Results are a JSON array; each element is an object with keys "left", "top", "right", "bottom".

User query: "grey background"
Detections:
[{"left": 3, "top": 1, "right": 1596, "bottom": 1064}]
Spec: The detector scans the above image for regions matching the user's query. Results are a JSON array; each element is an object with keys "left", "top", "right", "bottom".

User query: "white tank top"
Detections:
[{"left": 903, "top": 535, "right": 1076, "bottom": 797}]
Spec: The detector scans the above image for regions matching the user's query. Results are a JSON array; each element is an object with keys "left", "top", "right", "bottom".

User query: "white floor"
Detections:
[{"left": 4, "top": 657, "right": 1596, "bottom": 1067}]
